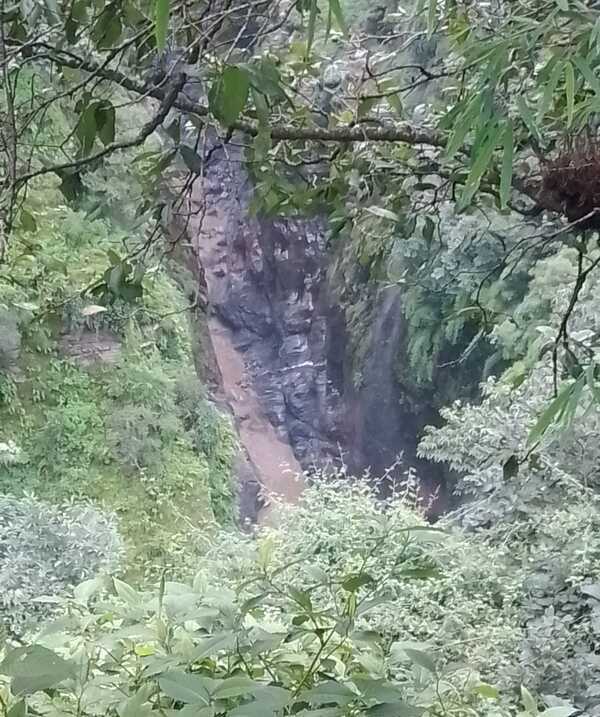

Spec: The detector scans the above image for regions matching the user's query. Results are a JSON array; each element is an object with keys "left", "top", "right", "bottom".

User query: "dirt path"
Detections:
[{"left": 189, "top": 180, "right": 304, "bottom": 523}]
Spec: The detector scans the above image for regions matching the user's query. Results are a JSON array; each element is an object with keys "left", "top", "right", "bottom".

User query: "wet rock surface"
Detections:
[{"left": 188, "top": 141, "right": 444, "bottom": 516}]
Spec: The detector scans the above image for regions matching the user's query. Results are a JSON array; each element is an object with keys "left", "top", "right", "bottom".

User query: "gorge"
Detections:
[{"left": 187, "top": 141, "right": 447, "bottom": 521}]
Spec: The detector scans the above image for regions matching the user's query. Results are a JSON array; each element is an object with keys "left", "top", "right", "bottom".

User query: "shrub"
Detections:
[
  {"left": 107, "top": 404, "right": 179, "bottom": 472},
  {"left": 183, "top": 474, "right": 523, "bottom": 693},
  {"left": 0, "top": 309, "right": 20, "bottom": 371},
  {"left": 419, "top": 361, "right": 600, "bottom": 708},
  {"left": 0, "top": 494, "right": 122, "bottom": 632},
  {"left": 0, "top": 523, "right": 526, "bottom": 717}
]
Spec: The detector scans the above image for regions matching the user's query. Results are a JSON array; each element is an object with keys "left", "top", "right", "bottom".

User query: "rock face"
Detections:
[
  {"left": 192, "top": 145, "right": 345, "bottom": 470},
  {"left": 189, "top": 143, "right": 444, "bottom": 514}
]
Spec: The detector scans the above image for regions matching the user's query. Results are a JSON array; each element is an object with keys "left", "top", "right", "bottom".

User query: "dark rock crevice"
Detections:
[{"left": 188, "top": 142, "right": 445, "bottom": 515}]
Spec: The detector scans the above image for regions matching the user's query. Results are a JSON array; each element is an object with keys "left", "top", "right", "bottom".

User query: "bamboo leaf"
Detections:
[
  {"left": 537, "top": 60, "right": 564, "bottom": 121},
  {"left": 445, "top": 98, "right": 478, "bottom": 159},
  {"left": 499, "top": 123, "right": 513, "bottom": 209},
  {"left": 459, "top": 121, "right": 499, "bottom": 208},
  {"left": 573, "top": 55, "right": 600, "bottom": 94},
  {"left": 517, "top": 96, "right": 542, "bottom": 145},
  {"left": 306, "top": 0, "right": 318, "bottom": 59},
  {"left": 527, "top": 378, "right": 582, "bottom": 445},
  {"left": 328, "top": 0, "right": 347, "bottom": 35},
  {"left": 427, "top": 0, "right": 437, "bottom": 37},
  {"left": 154, "top": 0, "right": 169, "bottom": 51},
  {"left": 565, "top": 60, "right": 575, "bottom": 127}
]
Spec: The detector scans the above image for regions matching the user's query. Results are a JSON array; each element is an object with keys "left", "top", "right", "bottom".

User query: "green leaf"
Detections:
[
  {"left": 397, "top": 566, "right": 440, "bottom": 579},
  {"left": 585, "top": 362, "right": 600, "bottom": 403},
  {"left": 353, "top": 677, "right": 404, "bottom": 703},
  {"left": 119, "top": 283, "right": 144, "bottom": 302},
  {"left": 301, "top": 681, "right": 356, "bottom": 706},
  {"left": 427, "top": 0, "right": 437, "bottom": 37},
  {"left": 404, "top": 648, "right": 436, "bottom": 674},
  {"left": 517, "top": 96, "right": 542, "bottom": 146},
  {"left": 19, "top": 209, "right": 37, "bottom": 232},
  {"left": 460, "top": 121, "right": 499, "bottom": 207},
  {"left": 180, "top": 145, "right": 204, "bottom": 174},
  {"left": 306, "top": 0, "right": 318, "bottom": 59},
  {"left": 7, "top": 701, "right": 26, "bottom": 717},
  {"left": 341, "top": 573, "right": 374, "bottom": 592},
  {"left": 154, "top": 0, "right": 169, "bottom": 51},
  {"left": 107, "top": 249, "right": 121, "bottom": 266},
  {"left": 328, "top": 0, "right": 347, "bottom": 35},
  {"left": 503, "top": 453, "right": 519, "bottom": 479},
  {"left": 555, "top": 0, "right": 568, "bottom": 9},
  {"left": 209, "top": 66, "right": 250, "bottom": 126},
  {"left": 365, "top": 206, "right": 400, "bottom": 221},
  {"left": 159, "top": 672, "right": 211, "bottom": 705},
  {"left": 113, "top": 577, "right": 139, "bottom": 605},
  {"left": 165, "top": 118, "right": 181, "bottom": 144},
  {"left": 212, "top": 677, "right": 260, "bottom": 699},
  {"left": 365, "top": 704, "right": 424, "bottom": 717},
  {"left": 387, "top": 92, "right": 402, "bottom": 116},
  {"left": 288, "top": 586, "right": 313, "bottom": 611},
  {"left": 422, "top": 216, "right": 435, "bottom": 242},
  {"left": 76, "top": 103, "right": 97, "bottom": 155},
  {"left": 527, "top": 377, "right": 582, "bottom": 445},
  {"left": 573, "top": 56, "right": 600, "bottom": 95},
  {"left": 445, "top": 98, "right": 478, "bottom": 159},
  {"left": 192, "top": 632, "right": 235, "bottom": 660},
  {"left": 473, "top": 683, "right": 500, "bottom": 699},
  {"left": 1, "top": 646, "right": 73, "bottom": 695},
  {"left": 521, "top": 686, "right": 538, "bottom": 715},
  {"left": 565, "top": 61, "right": 575, "bottom": 127},
  {"left": 74, "top": 577, "right": 104, "bottom": 605},
  {"left": 95, "top": 101, "right": 115, "bottom": 146},
  {"left": 91, "top": 7, "right": 122, "bottom": 48},
  {"left": 500, "top": 123, "right": 513, "bottom": 209},
  {"left": 541, "top": 708, "right": 575, "bottom": 717},
  {"left": 538, "top": 60, "right": 564, "bottom": 121},
  {"left": 581, "top": 583, "right": 600, "bottom": 600},
  {"left": 121, "top": 684, "right": 155, "bottom": 717}
]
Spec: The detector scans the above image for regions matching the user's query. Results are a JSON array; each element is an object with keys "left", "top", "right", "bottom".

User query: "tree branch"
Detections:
[{"left": 15, "top": 72, "right": 187, "bottom": 187}]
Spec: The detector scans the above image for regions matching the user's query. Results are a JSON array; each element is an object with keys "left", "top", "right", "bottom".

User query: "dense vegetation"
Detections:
[{"left": 3, "top": 0, "right": 600, "bottom": 714}]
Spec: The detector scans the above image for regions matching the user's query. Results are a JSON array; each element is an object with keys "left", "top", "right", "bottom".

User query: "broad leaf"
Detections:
[
  {"left": 159, "top": 672, "right": 211, "bottom": 704},
  {"left": 19, "top": 209, "right": 37, "bottom": 232},
  {"left": 541, "top": 708, "right": 575, "bottom": 717},
  {"left": 209, "top": 66, "right": 250, "bottom": 126},
  {"left": 301, "top": 680, "right": 356, "bottom": 706},
  {"left": 521, "top": 686, "right": 538, "bottom": 715},
  {"left": 1, "top": 646, "right": 73, "bottom": 695},
  {"left": 404, "top": 648, "right": 436, "bottom": 674},
  {"left": 342, "top": 573, "right": 374, "bottom": 592},
  {"left": 7, "top": 702, "right": 26, "bottom": 717},
  {"left": 581, "top": 583, "right": 600, "bottom": 600},
  {"left": 213, "top": 677, "right": 261, "bottom": 699}
]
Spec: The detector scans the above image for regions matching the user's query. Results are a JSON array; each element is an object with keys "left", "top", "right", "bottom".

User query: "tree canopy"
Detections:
[{"left": 4, "top": 0, "right": 600, "bottom": 421}]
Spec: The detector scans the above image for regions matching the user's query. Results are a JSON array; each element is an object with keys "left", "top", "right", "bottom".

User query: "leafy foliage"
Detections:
[
  {"left": 0, "top": 495, "right": 122, "bottom": 632},
  {"left": 420, "top": 357, "right": 600, "bottom": 706},
  {"left": 0, "top": 513, "right": 519, "bottom": 717}
]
